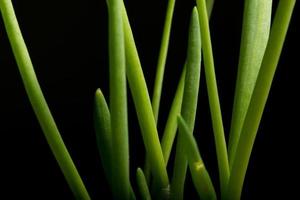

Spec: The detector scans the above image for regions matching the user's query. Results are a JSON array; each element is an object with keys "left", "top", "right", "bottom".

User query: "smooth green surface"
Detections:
[
  {"left": 0, "top": 0, "right": 90, "bottom": 199},
  {"left": 145, "top": 0, "right": 176, "bottom": 183},
  {"left": 152, "top": 0, "right": 176, "bottom": 123},
  {"left": 94, "top": 89, "right": 112, "bottom": 186},
  {"left": 136, "top": 168, "right": 152, "bottom": 200},
  {"left": 107, "top": 0, "right": 131, "bottom": 198},
  {"left": 196, "top": 0, "right": 229, "bottom": 195},
  {"left": 177, "top": 116, "right": 216, "bottom": 200},
  {"left": 228, "top": 0, "right": 272, "bottom": 169},
  {"left": 226, "top": 1, "right": 296, "bottom": 199},
  {"left": 161, "top": 67, "right": 185, "bottom": 166},
  {"left": 171, "top": 7, "right": 201, "bottom": 199},
  {"left": 122, "top": 3, "right": 170, "bottom": 194}
]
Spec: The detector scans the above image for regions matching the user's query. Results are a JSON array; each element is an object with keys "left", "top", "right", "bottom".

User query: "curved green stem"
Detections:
[
  {"left": 196, "top": 0, "right": 230, "bottom": 196},
  {"left": 226, "top": 1, "right": 296, "bottom": 199},
  {"left": 0, "top": 1, "right": 90, "bottom": 199}
]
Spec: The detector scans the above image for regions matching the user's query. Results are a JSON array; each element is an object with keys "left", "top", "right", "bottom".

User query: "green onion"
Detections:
[
  {"left": 136, "top": 168, "right": 152, "bottom": 200},
  {"left": 170, "top": 7, "right": 201, "bottom": 199},
  {"left": 0, "top": 0, "right": 90, "bottom": 199},
  {"left": 94, "top": 89, "right": 112, "bottom": 186},
  {"left": 177, "top": 115, "right": 216, "bottom": 200},
  {"left": 226, "top": 1, "right": 296, "bottom": 199},
  {"left": 107, "top": 0, "right": 132, "bottom": 198},
  {"left": 122, "top": 3, "right": 170, "bottom": 194},
  {"left": 196, "top": 0, "right": 229, "bottom": 195},
  {"left": 228, "top": 0, "right": 272, "bottom": 169}
]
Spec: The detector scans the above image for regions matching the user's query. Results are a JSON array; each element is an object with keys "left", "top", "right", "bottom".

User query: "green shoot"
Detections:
[
  {"left": 170, "top": 7, "right": 201, "bottom": 198},
  {"left": 196, "top": 0, "right": 230, "bottom": 195},
  {"left": 122, "top": 3, "right": 170, "bottom": 194},
  {"left": 226, "top": 0, "right": 296, "bottom": 199},
  {"left": 177, "top": 116, "right": 216, "bottom": 200},
  {"left": 107, "top": 0, "right": 132, "bottom": 198},
  {"left": 0, "top": 0, "right": 90, "bottom": 199},
  {"left": 161, "top": 67, "right": 186, "bottom": 166},
  {"left": 136, "top": 168, "right": 152, "bottom": 200},
  {"left": 152, "top": 0, "right": 176, "bottom": 123},
  {"left": 228, "top": 0, "right": 272, "bottom": 169},
  {"left": 94, "top": 89, "right": 112, "bottom": 186}
]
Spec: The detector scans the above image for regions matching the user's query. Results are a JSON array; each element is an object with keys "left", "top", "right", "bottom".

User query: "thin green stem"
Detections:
[
  {"left": 177, "top": 116, "right": 216, "bottom": 200},
  {"left": 0, "top": 1, "right": 90, "bottom": 199},
  {"left": 196, "top": 0, "right": 230, "bottom": 195},
  {"left": 152, "top": 0, "right": 176, "bottom": 123},
  {"left": 161, "top": 67, "right": 185, "bottom": 165},
  {"left": 228, "top": 0, "right": 272, "bottom": 169},
  {"left": 170, "top": 7, "right": 201, "bottom": 199},
  {"left": 160, "top": 0, "right": 214, "bottom": 169},
  {"left": 122, "top": 3, "right": 170, "bottom": 194},
  {"left": 136, "top": 168, "right": 152, "bottom": 200},
  {"left": 226, "top": 1, "right": 296, "bottom": 199},
  {"left": 107, "top": 0, "right": 131, "bottom": 198}
]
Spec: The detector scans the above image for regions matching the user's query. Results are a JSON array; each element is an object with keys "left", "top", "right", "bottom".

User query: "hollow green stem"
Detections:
[
  {"left": 107, "top": 0, "right": 132, "bottom": 198},
  {"left": 177, "top": 116, "right": 216, "bottom": 200},
  {"left": 226, "top": 1, "right": 296, "bottom": 199},
  {"left": 170, "top": 7, "right": 201, "bottom": 199},
  {"left": 228, "top": 0, "right": 272, "bottom": 169},
  {"left": 122, "top": 3, "right": 170, "bottom": 194},
  {"left": 136, "top": 168, "right": 152, "bottom": 200},
  {"left": 196, "top": 0, "right": 230, "bottom": 195},
  {"left": 0, "top": 1, "right": 90, "bottom": 199},
  {"left": 152, "top": 0, "right": 176, "bottom": 123}
]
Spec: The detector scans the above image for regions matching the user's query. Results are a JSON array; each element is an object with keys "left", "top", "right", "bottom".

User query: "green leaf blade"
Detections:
[
  {"left": 226, "top": 1, "right": 296, "bottom": 199},
  {"left": 107, "top": 0, "right": 131, "bottom": 198},
  {"left": 94, "top": 89, "right": 113, "bottom": 186},
  {"left": 171, "top": 7, "right": 201, "bottom": 199},
  {"left": 177, "top": 116, "right": 216, "bottom": 200},
  {"left": 121, "top": 3, "right": 170, "bottom": 194},
  {"left": 152, "top": 0, "right": 176, "bottom": 123},
  {"left": 196, "top": 0, "right": 230, "bottom": 195},
  {"left": 136, "top": 168, "right": 152, "bottom": 200},
  {"left": 0, "top": 1, "right": 90, "bottom": 199},
  {"left": 228, "top": 0, "right": 273, "bottom": 169}
]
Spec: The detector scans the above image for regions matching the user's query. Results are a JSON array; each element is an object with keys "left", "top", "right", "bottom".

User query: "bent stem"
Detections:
[
  {"left": 0, "top": 0, "right": 90, "bottom": 199},
  {"left": 226, "top": 0, "right": 296, "bottom": 199}
]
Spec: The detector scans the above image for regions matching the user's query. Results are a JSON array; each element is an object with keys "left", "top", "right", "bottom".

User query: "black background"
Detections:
[{"left": 0, "top": 0, "right": 299, "bottom": 199}]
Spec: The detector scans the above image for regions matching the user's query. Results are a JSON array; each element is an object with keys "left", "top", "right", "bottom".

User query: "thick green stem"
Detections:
[
  {"left": 228, "top": 0, "right": 272, "bottom": 169},
  {"left": 226, "top": 1, "right": 296, "bottom": 199},
  {"left": 107, "top": 0, "right": 132, "bottom": 198},
  {"left": 0, "top": 1, "right": 90, "bottom": 199},
  {"left": 196, "top": 0, "right": 229, "bottom": 195}
]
